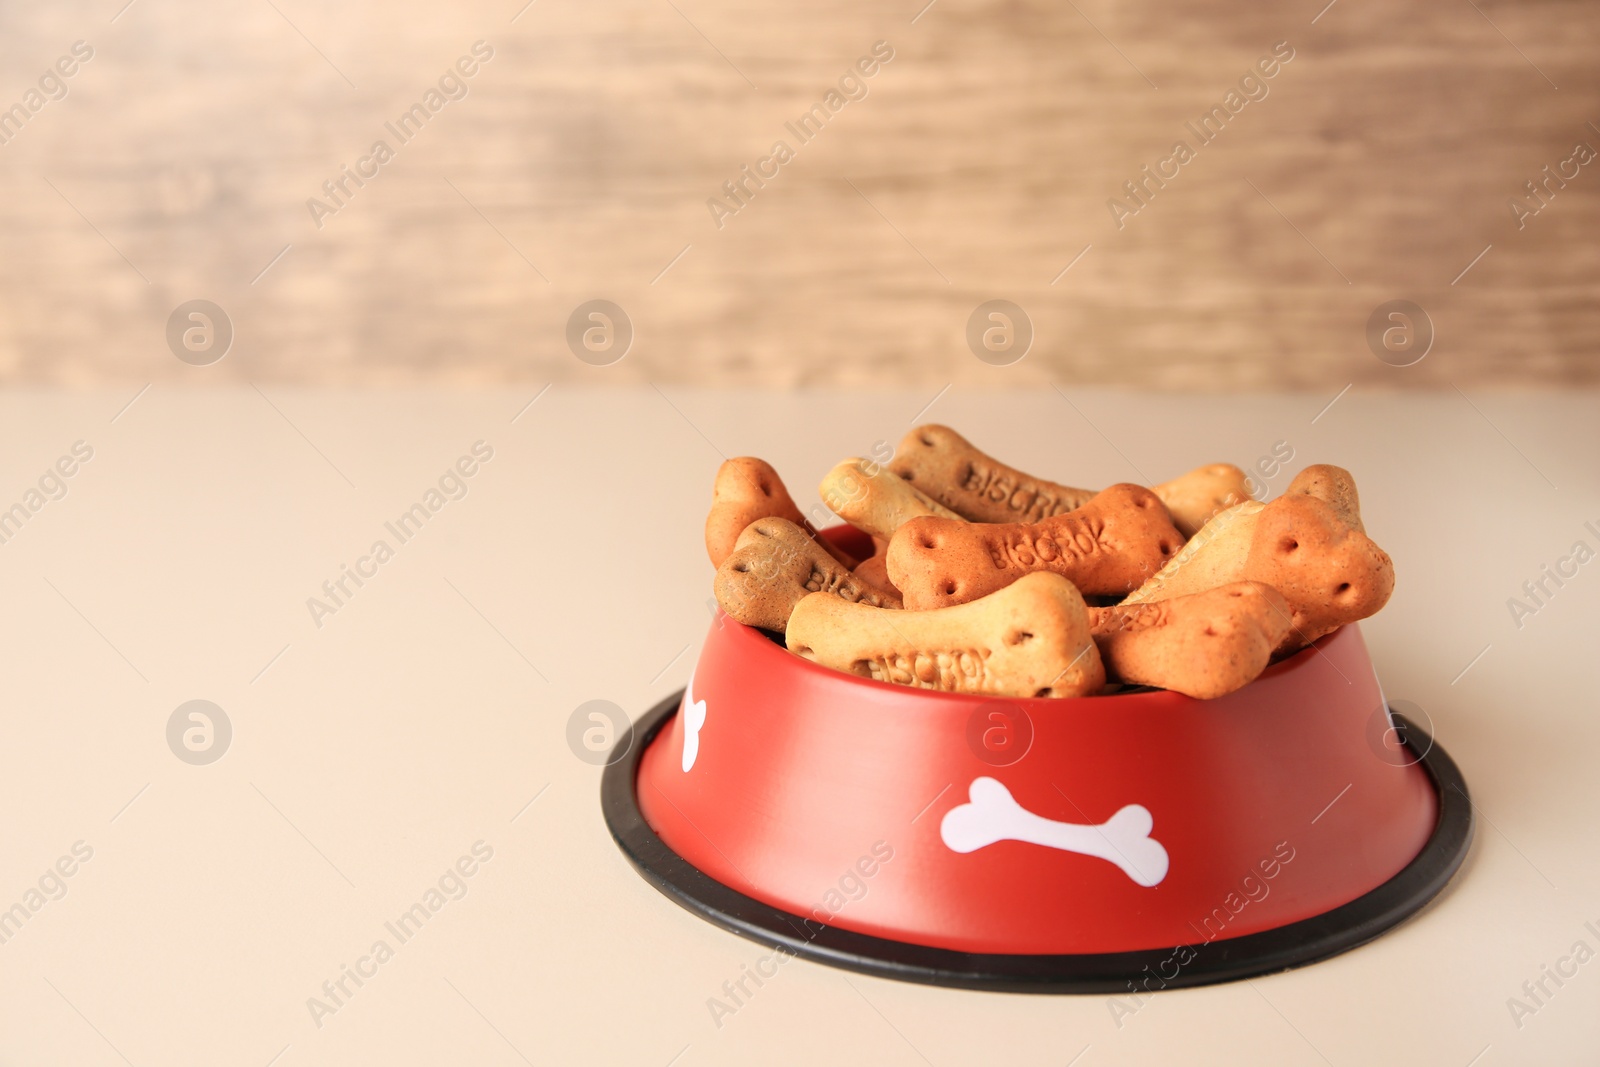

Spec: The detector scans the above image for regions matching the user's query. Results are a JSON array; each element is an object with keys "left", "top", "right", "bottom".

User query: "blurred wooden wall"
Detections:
[{"left": 0, "top": 0, "right": 1596, "bottom": 388}]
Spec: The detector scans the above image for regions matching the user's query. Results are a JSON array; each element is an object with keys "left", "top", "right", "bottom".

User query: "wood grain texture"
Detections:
[{"left": 0, "top": 0, "right": 1596, "bottom": 387}]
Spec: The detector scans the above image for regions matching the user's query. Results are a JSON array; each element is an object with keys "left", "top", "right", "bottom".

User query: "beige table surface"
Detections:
[{"left": 1, "top": 385, "right": 1596, "bottom": 1066}]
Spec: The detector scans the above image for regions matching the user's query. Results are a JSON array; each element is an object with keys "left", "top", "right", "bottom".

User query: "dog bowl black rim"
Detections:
[{"left": 601, "top": 690, "right": 1473, "bottom": 994}]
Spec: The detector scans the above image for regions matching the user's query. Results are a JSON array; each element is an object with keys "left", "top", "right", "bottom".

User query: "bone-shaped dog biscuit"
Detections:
[
  {"left": 1285, "top": 463, "right": 1364, "bottom": 534},
  {"left": 889, "top": 425, "right": 1248, "bottom": 538},
  {"left": 889, "top": 425, "right": 1095, "bottom": 523},
  {"left": 887, "top": 483, "right": 1182, "bottom": 608},
  {"left": 714, "top": 518, "right": 899, "bottom": 631},
  {"left": 1089, "top": 581, "right": 1293, "bottom": 699},
  {"left": 1121, "top": 490, "right": 1393, "bottom": 655},
  {"left": 786, "top": 571, "right": 1104, "bottom": 699},
  {"left": 705, "top": 457, "right": 856, "bottom": 570},
  {"left": 818, "top": 457, "right": 962, "bottom": 542},
  {"left": 1153, "top": 463, "right": 1252, "bottom": 539}
]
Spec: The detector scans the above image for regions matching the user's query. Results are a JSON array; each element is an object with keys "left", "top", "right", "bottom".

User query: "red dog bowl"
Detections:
[{"left": 603, "top": 527, "right": 1471, "bottom": 992}]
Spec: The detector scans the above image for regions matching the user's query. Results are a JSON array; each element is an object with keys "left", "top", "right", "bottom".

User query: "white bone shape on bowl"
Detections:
[
  {"left": 680, "top": 671, "right": 707, "bottom": 773},
  {"left": 940, "top": 777, "right": 1169, "bottom": 887}
]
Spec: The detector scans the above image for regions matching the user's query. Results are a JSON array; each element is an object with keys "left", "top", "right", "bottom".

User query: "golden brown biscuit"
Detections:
[
  {"left": 1089, "top": 582, "right": 1292, "bottom": 699},
  {"left": 890, "top": 425, "right": 1247, "bottom": 541},
  {"left": 1121, "top": 494, "right": 1393, "bottom": 654},
  {"left": 714, "top": 518, "right": 899, "bottom": 631},
  {"left": 1285, "top": 464, "right": 1365, "bottom": 534},
  {"left": 1120, "top": 500, "right": 1265, "bottom": 604},
  {"left": 889, "top": 425, "right": 1095, "bottom": 523},
  {"left": 786, "top": 572, "right": 1104, "bottom": 699},
  {"left": 851, "top": 552, "right": 900, "bottom": 598},
  {"left": 705, "top": 457, "right": 855, "bottom": 570},
  {"left": 887, "top": 483, "right": 1182, "bottom": 608},
  {"left": 819, "top": 457, "right": 962, "bottom": 542},
  {"left": 1152, "top": 464, "right": 1252, "bottom": 539}
]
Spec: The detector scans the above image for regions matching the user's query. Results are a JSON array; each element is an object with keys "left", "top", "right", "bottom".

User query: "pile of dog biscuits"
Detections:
[{"left": 706, "top": 425, "right": 1394, "bottom": 701}]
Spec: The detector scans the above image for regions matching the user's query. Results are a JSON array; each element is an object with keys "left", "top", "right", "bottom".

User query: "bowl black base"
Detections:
[{"left": 601, "top": 691, "right": 1473, "bottom": 994}]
